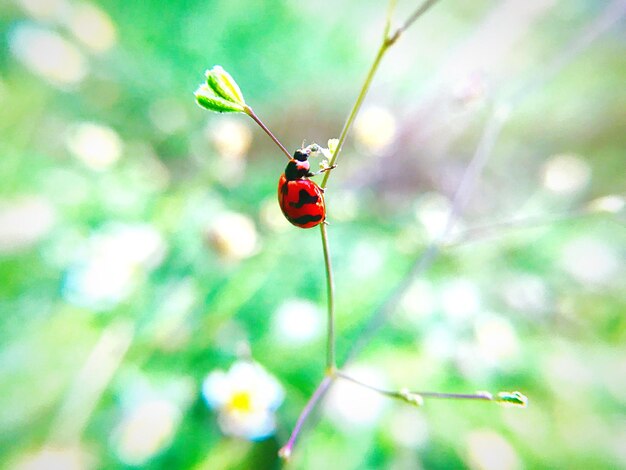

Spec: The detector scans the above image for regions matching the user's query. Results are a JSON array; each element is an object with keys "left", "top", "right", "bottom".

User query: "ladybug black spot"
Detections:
[
  {"left": 291, "top": 214, "right": 323, "bottom": 225},
  {"left": 290, "top": 189, "right": 319, "bottom": 208}
]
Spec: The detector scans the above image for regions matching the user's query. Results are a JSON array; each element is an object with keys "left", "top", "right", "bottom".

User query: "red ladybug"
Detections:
[{"left": 278, "top": 148, "right": 332, "bottom": 229}]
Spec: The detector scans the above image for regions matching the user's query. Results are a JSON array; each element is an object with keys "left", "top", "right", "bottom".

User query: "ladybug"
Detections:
[{"left": 278, "top": 147, "right": 333, "bottom": 228}]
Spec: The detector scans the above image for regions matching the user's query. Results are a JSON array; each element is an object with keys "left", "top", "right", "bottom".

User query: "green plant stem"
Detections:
[
  {"left": 318, "top": 0, "right": 442, "bottom": 377},
  {"left": 337, "top": 371, "right": 497, "bottom": 403},
  {"left": 320, "top": 44, "right": 386, "bottom": 190},
  {"left": 393, "top": 0, "right": 441, "bottom": 41},
  {"left": 278, "top": 375, "right": 334, "bottom": 460},
  {"left": 279, "top": 0, "right": 443, "bottom": 457},
  {"left": 320, "top": 0, "right": 441, "bottom": 190},
  {"left": 244, "top": 105, "right": 292, "bottom": 160},
  {"left": 320, "top": 223, "right": 336, "bottom": 372}
]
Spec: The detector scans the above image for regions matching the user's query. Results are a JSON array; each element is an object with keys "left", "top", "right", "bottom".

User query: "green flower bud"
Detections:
[
  {"left": 205, "top": 65, "right": 245, "bottom": 106},
  {"left": 398, "top": 388, "right": 424, "bottom": 407},
  {"left": 495, "top": 391, "right": 528, "bottom": 408},
  {"left": 195, "top": 84, "right": 244, "bottom": 113}
]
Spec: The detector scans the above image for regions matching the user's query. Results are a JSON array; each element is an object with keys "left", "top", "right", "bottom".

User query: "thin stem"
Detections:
[
  {"left": 414, "top": 391, "right": 493, "bottom": 401},
  {"left": 391, "top": 0, "right": 442, "bottom": 43},
  {"left": 278, "top": 376, "right": 334, "bottom": 460},
  {"left": 320, "top": 0, "right": 442, "bottom": 189},
  {"left": 320, "top": 223, "right": 336, "bottom": 372},
  {"left": 281, "top": 0, "right": 444, "bottom": 458},
  {"left": 336, "top": 371, "right": 525, "bottom": 405},
  {"left": 336, "top": 370, "right": 396, "bottom": 397},
  {"left": 320, "top": 44, "right": 387, "bottom": 189},
  {"left": 383, "top": 0, "right": 397, "bottom": 40},
  {"left": 244, "top": 105, "right": 292, "bottom": 160}
]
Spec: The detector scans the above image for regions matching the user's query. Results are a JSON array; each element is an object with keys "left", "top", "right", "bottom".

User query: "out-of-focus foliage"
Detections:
[{"left": 1, "top": 0, "right": 625, "bottom": 468}]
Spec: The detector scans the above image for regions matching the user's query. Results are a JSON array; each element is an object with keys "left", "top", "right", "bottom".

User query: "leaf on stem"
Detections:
[{"left": 195, "top": 65, "right": 246, "bottom": 113}]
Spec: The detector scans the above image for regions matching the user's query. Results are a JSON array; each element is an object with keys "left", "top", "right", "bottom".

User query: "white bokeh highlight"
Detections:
[
  {"left": 325, "top": 366, "right": 388, "bottom": 431},
  {"left": 272, "top": 298, "right": 322, "bottom": 344}
]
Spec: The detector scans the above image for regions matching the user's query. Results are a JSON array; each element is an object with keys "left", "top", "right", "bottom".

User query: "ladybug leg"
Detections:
[{"left": 311, "top": 164, "right": 337, "bottom": 176}]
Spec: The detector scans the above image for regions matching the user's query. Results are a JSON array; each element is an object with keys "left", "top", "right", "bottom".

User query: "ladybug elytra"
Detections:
[{"left": 277, "top": 147, "right": 332, "bottom": 229}]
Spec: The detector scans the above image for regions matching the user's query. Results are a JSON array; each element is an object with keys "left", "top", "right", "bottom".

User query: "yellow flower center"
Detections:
[{"left": 228, "top": 390, "right": 253, "bottom": 413}]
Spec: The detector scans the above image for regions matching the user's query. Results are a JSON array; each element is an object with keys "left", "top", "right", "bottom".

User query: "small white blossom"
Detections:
[{"left": 202, "top": 361, "right": 284, "bottom": 441}]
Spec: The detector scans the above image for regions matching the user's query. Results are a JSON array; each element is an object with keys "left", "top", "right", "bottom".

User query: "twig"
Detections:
[
  {"left": 336, "top": 371, "right": 527, "bottom": 407},
  {"left": 388, "top": 0, "right": 441, "bottom": 45},
  {"left": 278, "top": 376, "right": 334, "bottom": 460},
  {"left": 280, "top": 0, "right": 443, "bottom": 459},
  {"left": 320, "top": 0, "right": 442, "bottom": 190},
  {"left": 244, "top": 105, "right": 292, "bottom": 160}
]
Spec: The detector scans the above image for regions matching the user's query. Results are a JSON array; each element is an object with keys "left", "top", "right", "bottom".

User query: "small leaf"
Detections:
[
  {"left": 195, "top": 84, "right": 244, "bottom": 113},
  {"left": 205, "top": 65, "right": 246, "bottom": 106}
]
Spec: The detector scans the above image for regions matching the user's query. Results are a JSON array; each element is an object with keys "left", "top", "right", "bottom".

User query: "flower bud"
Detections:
[
  {"left": 398, "top": 388, "right": 424, "bottom": 407},
  {"left": 195, "top": 65, "right": 247, "bottom": 114},
  {"left": 195, "top": 84, "right": 244, "bottom": 113},
  {"left": 205, "top": 65, "right": 245, "bottom": 106},
  {"left": 495, "top": 391, "right": 528, "bottom": 408}
]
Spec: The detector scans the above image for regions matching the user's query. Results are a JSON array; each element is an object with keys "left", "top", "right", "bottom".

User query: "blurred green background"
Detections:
[{"left": 1, "top": 0, "right": 625, "bottom": 468}]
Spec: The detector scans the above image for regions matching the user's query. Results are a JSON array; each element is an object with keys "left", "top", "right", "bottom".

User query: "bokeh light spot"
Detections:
[
  {"left": 10, "top": 23, "right": 88, "bottom": 86},
  {"left": 65, "top": 122, "right": 123, "bottom": 170}
]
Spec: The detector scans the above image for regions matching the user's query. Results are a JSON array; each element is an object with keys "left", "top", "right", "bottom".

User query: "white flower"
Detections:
[{"left": 202, "top": 361, "right": 284, "bottom": 441}]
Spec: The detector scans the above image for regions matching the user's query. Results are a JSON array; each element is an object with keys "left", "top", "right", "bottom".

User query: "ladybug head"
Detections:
[{"left": 293, "top": 148, "right": 310, "bottom": 162}]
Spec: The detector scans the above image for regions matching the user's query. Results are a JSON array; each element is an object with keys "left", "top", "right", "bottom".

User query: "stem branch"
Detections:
[
  {"left": 244, "top": 106, "right": 292, "bottom": 160},
  {"left": 336, "top": 371, "right": 526, "bottom": 406},
  {"left": 320, "top": 44, "right": 386, "bottom": 189},
  {"left": 278, "top": 376, "right": 334, "bottom": 460},
  {"left": 281, "top": 0, "right": 443, "bottom": 458},
  {"left": 320, "top": 0, "right": 442, "bottom": 189}
]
